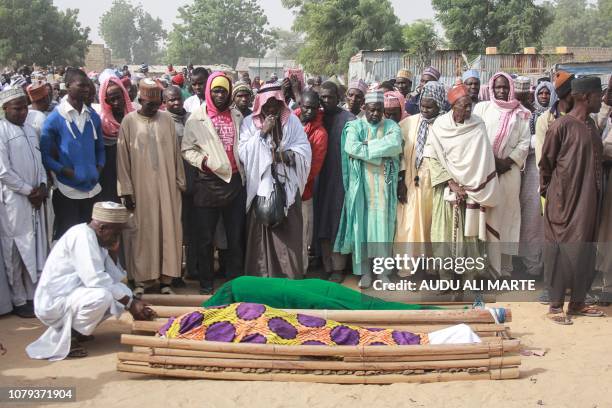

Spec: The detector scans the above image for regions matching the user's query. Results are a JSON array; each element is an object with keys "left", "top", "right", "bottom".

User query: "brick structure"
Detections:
[{"left": 85, "top": 44, "right": 112, "bottom": 73}]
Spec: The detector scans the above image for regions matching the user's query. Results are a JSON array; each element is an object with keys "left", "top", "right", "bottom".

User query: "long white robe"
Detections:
[
  {"left": 238, "top": 114, "right": 311, "bottom": 212},
  {"left": 473, "top": 102, "right": 530, "bottom": 254},
  {"left": 25, "top": 109, "right": 48, "bottom": 137},
  {"left": 0, "top": 249, "right": 12, "bottom": 314},
  {"left": 26, "top": 223, "right": 132, "bottom": 361},
  {"left": 0, "top": 120, "right": 47, "bottom": 296}
]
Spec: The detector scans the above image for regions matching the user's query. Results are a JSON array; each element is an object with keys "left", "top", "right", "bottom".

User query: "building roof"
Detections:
[{"left": 235, "top": 57, "right": 298, "bottom": 72}]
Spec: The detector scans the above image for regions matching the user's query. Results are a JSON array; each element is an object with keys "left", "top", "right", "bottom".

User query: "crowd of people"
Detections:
[{"left": 0, "top": 60, "right": 611, "bottom": 354}]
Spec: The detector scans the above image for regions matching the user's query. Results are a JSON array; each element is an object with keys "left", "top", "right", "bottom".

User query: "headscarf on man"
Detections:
[
  {"left": 488, "top": 72, "right": 531, "bottom": 158},
  {"left": 205, "top": 71, "right": 233, "bottom": 120},
  {"left": 529, "top": 81, "right": 557, "bottom": 135},
  {"left": 414, "top": 81, "right": 447, "bottom": 170},
  {"left": 99, "top": 75, "right": 134, "bottom": 140},
  {"left": 420, "top": 81, "right": 447, "bottom": 113},
  {"left": 251, "top": 82, "right": 291, "bottom": 130},
  {"left": 384, "top": 90, "right": 407, "bottom": 120}
]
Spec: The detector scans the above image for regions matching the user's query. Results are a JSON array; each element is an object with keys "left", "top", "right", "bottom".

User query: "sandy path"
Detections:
[{"left": 2, "top": 298, "right": 611, "bottom": 408}]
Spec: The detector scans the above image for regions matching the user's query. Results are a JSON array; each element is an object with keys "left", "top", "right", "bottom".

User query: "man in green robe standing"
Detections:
[{"left": 334, "top": 90, "right": 403, "bottom": 288}]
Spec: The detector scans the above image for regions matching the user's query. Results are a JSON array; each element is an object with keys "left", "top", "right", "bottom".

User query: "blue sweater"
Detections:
[{"left": 40, "top": 107, "right": 105, "bottom": 192}]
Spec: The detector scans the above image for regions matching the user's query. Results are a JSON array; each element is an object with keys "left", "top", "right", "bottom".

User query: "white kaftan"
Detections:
[
  {"left": 474, "top": 102, "right": 530, "bottom": 266},
  {"left": 0, "top": 120, "right": 47, "bottom": 305},
  {"left": 26, "top": 223, "right": 131, "bottom": 360}
]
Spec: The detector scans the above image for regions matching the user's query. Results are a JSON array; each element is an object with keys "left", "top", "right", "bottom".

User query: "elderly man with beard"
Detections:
[
  {"left": 334, "top": 90, "right": 403, "bottom": 289},
  {"left": 425, "top": 84, "right": 500, "bottom": 280},
  {"left": 182, "top": 73, "right": 246, "bottom": 294},
  {"left": 26, "top": 202, "right": 156, "bottom": 360}
]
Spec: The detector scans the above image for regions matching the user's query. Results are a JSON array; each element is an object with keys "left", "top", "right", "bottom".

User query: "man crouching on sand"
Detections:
[{"left": 26, "top": 202, "right": 156, "bottom": 360}]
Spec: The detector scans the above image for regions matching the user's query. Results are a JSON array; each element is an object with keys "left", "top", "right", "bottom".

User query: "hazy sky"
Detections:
[{"left": 54, "top": 0, "right": 435, "bottom": 44}]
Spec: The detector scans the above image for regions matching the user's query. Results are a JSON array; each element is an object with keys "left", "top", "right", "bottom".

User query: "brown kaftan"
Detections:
[{"left": 117, "top": 111, "right": 186, "bottom": 282}]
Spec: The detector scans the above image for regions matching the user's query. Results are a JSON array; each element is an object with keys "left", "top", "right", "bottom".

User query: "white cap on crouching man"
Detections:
[{"left": 92, "top": 201, "right": 130, "bottom": 224}]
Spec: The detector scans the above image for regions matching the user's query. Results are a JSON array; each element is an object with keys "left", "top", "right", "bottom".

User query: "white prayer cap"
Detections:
[
  {"left": 0, "top": 87, "right": 26, "bottom": 107},
  {"left": 92, "top": 201, "right": 130, "bottom": 224}
]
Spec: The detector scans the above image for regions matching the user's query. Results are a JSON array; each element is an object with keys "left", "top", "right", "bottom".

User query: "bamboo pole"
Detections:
[
  {"left": 131, "top": 346, "right": 301, "bottom": 360},
  {"left": 148, "top": 306, "right": 512, "bottom": 323},
  {"left": 121, "top": 334, "right": 520, "bottom": 357},
  {"left": 140, "top": 294, "right": 490, "bottom": 308},
  {"left": 132, "top": 319, "right": 507, "bottom": 335},
  {"left": 117, "top": 362, "right": 520, "bottom": 383},
  {"left": 132, "top": 346, "right": 496, "bottom": 363},
  {"left": 117, "top": 352, "right": 520, "bottom": 371},
  {"left": 343, "top": 353, "right": 494, "bottom": 362}
]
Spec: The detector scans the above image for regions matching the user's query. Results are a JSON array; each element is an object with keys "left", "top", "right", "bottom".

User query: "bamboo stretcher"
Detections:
[
  {"left": 118, "top": 304, "right": 520, "bottom": 383},
  {"left": 118, "top": 335, "right": 521, "bottom": 383}
]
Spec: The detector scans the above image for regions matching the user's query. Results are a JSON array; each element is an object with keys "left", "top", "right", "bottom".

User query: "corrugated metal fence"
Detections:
[
  {"left": 348, "top": 50, "right": 464, "bottom": 88},
  {"left": 349, "top": 50, "right": 579, "bottom": 89}
]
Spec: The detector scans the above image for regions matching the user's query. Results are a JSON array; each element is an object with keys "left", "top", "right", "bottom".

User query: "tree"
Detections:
[
  {"left": 281, "top": 0, "right": 405, "bottom": 75},
  {"left": 269, "top": 28, "right": 305, "bottom": 60},
  {"left": 431, "top": 0, "right": 552, "bottom": 53},
  {"left": 541, "top": 0, "right": 612, "bottom": 48},
  {"left": 0, "top": 0, "right": 90, "bottom": 67},
  {"left": 166, "top": 0, "right": 275, "bottom": 67},
  {"left": 99, "top": 0, "right": 166, "bottom": 64},
  {"left": 402, "top": 20, "right": 442, "bottom": 70}
]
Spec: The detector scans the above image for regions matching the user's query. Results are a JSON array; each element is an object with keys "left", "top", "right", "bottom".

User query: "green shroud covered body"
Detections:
[{"left": 203, "top": 276, "right": 437, "bottom": 310}]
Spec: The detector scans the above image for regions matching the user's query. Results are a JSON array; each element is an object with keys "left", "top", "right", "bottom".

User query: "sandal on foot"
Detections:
[
  {"left": 160, "top": 284, "right": 175, "bottom": 295},
  {"left": 568, "top": 305, "right": 605, "bottom": 317},
  {"left": 546, "top": 312, "right": 573, "bottom": 325},
  {"left": 67, "top": 343, "right": 88, "bottom": 358},
  {"left": 71, "top": 330, "right": 94, "bottom": 342}
]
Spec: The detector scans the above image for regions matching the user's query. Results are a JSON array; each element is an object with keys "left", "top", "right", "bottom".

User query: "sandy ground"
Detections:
[{"left": 2, "top": 277, "right": 612, "bottom": 408}]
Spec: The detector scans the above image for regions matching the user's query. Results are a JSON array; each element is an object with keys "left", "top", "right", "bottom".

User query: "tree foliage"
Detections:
[
  {"left": 269, "top": 28, "right": 304, "bottom": 60},
  {"left": 166, "top": 0, "right": 275, "bottom": 67},
  {"left": 402, "top": 20, "right": 442, "bottom": 70},
  {"left": 99, "top": 0, "right": 166, "bottom": 64},
  {"left": 281, "top": 0, "right": 405, "bottom": 75},
  {"left": 0, "top": 0, "right": 90, "bottom": 67},
  {"left": 431, "top": 0, "right": 552, "bottom": 53},
  {"left": 541, "top": 0, "right": 612, "bottom": 48}
]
